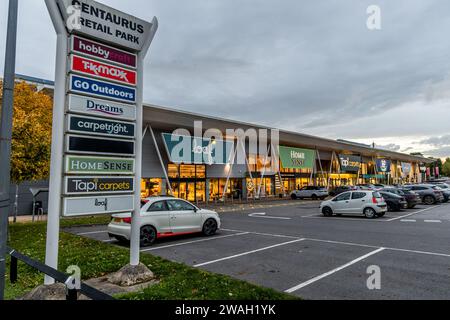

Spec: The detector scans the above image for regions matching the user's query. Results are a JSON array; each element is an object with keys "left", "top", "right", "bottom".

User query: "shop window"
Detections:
[
  {"left": 141, "top": 179, "right": 162, "bottom": 198},
  {"left": 196, "top": 165, "right": 206, "bottom": 178},
  {"left": 180, "top": 165, "right": 196, "bottom": 178},
  {"left": 168, "top": 164, "right": 179, "bottom": 178}
]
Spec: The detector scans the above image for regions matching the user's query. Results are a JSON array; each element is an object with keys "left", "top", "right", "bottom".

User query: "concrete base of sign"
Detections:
[
  {"left": 20, "top": 265, "right": 157, "bottom": 300},
  {"left": 107, "top": 263, "right": 155, "bottom": 287}
]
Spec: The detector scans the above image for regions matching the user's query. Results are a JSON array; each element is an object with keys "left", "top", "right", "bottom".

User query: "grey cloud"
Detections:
[
  {"left": 1, "top": 0, "right": 450, "bottom": 158},
  {"left": 419, "top": 135, "right": 450, "bottom": 147}
]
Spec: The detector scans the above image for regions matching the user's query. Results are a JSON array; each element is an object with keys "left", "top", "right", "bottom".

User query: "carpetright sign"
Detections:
[{"left": 45, "top": 0, "right": 158, "bottom": 281}]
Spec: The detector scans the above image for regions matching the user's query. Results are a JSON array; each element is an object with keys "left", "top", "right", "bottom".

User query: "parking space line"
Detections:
[
  {"left": 400, "top": 219, "right": 416, "bottom": 222},
  {"left": 194, "top": 238, "right": 306, "bottom": 267},
  {"left": 386, "top": 207, "right": 436, "bottom": 221},
  {"left": 248, "top": 213, "right": 291, "bottom": 220},
  {"left": 305, "top": 238, "right": 380, "bottom": 250},
  {"left": 76, "top": 230, "right": 108, "bottom": 236},
  {"left": 385, "top": 247, "right": 450, "bottom": 258},
  {"left": 221, "top": 228, "right": 301, "bottom": 239},
  {"left": 141, "top": 232, "right": 249, "bottom": 252},
  {"left": 424, "top": 220, "right": 442, "bottom": 223},
  {"left": 284, "top": 248, "right": 385, "bottom": 293}
]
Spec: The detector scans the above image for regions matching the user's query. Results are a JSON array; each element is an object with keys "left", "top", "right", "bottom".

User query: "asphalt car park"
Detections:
[{"left": 65, "top": 201, "right": 450, "bottom": 299}]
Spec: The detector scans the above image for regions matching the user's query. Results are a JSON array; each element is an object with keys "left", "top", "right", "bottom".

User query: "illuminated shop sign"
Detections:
[
  {"left": 279, "top": 146, "right": 315, "bottom": 170},
  {"left": 338, "top": 154, "right": 361, "bottom": 173}
]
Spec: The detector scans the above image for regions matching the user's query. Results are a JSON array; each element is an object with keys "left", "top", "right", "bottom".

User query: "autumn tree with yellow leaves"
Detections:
[{"left": 0, "top": 81, "right": 53, "bottom": 184}]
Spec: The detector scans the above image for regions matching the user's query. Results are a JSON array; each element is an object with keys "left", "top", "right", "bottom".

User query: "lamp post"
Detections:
[{"left": 0, "top": 0, "right": 19, "bottom": 301}]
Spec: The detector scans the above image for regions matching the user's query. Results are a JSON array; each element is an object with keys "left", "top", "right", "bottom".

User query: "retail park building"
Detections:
[{"left": 9, "top": 75, "right": 433, "bottom": 210}]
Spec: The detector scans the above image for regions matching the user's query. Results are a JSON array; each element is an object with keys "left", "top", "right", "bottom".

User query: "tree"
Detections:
[
  {"left": 442, "top": 158, "right": 450, "bottom": 177},
  {"left": 0, "top": 81, "right": 53, "bottom": 217}
]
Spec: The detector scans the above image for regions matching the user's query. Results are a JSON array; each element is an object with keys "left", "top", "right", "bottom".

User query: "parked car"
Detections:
[
  {"left": 356, "top": 184, "right": 377, "bottom": 190},
  {"left": 403, "top": 184, "right": 445, "bottom": 205},
  {"left": 291, "top": 186, "right": 328, "bottom": 200},
  {"left": 320, "top": 191, "right": 387, "bottom": 219},
  {"left": 379, "top": 191, "right": 408, "bottom": 211},
  {"left": 382, "top": 187, "right": 420, "bottom": 209},
  {"left": 433, "top": 183, "right": 450, "bottom": 202},
  {"left": 329, "top": 185, "right": 357, "bottom": 196},
  {"left": 108, "top": 197, "right": 221, "bottom": 246}
]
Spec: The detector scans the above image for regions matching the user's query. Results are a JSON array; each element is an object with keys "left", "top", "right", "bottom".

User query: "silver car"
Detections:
[
  {"left": 320, "top": 191, "right": 387, "bottom": 219},
  {"left": 108, "top": 197, "right": 221, "bottom": 246},
  {"left": 291, "top": 186, "right": 329, "bottom": 200}
]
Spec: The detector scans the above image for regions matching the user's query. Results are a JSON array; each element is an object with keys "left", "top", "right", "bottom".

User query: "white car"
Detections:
[
  {"left": 291, "top": 186, "right": 329, "bottom": 200},
  {"left": 108, "top": 197, "right": 221, "bottom": 246},
  {"left": 319, "top": 191, "right": 387, "bottom": 219}
]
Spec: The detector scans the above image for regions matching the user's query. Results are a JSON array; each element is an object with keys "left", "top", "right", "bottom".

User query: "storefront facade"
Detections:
[{"left": 139, "top": 104, "right": 431, "bottom": 202}]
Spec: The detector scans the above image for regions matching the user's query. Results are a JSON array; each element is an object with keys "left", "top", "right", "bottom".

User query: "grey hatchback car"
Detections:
[{"left": 403, "top": 184, "right": 444, "bottom": 205}]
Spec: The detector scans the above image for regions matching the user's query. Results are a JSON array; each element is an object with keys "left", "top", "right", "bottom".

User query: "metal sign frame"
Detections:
[{"left": 45, "top": 0, "right": 158, "bottom": 285}]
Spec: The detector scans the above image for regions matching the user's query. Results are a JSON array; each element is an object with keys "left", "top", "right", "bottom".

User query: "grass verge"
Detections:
[{"left": 5, "top": 216, "right": 297, "bottom": 300}]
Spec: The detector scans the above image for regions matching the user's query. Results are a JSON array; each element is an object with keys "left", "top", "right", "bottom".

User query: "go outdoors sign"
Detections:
[
  {"left": 339, "top": 154, "right": 361, "bottom": 173},
  {"left": 278, "top": 146, "right": 315, "bottom": 170},
  {"left": 57, "top": 0, "right": 153, "bottom": 51},
  {"left": 162, "top": 133, "right": 233, "bottom": 165}
]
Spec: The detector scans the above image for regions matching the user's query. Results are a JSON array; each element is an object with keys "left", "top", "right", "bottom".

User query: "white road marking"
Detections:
[
  {"left": 424, "top": 220, "right": 442, "bottom": 223},
  {"left": 400, "top": 219, "right": 416, "bottom": 222},
  {"left": 248, "top": 212, "right": 291, "bottom": 220},
  {"left": 141, "top": 232, "right": 249, "bottom": 252},
  {"left": 221, "top": 228, "right": 300, "bottom": 239},
  {"left": 76, "top": 230, "right": 108, "bottom": 236},
  {"left": 386, "top": 207, "right": 436, "bottom": 221},
  {"left": 193, "top": 238, "right": 306, "bottom": 267},
  {"left": 284, "top": 248, "right": 386, "bottom": 293}
]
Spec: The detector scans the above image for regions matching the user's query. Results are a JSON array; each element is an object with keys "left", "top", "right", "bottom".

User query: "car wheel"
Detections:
[
  {"left": 322, "top": 206, "right": 333, "bottom": 217},
  {"left": 363, "top": 208, "right": 377, "bottom": 219},
  {"left": 423, "top": 195, "right": 435, "bottom": 205},
  {"left": 311, "top": 194, "right": 318, "bottom": 200},
  {"left": 291, "top": 194, "right": 297, "bottom": 200},
  {"left": 140, "top": 226, "right": 157, "bottom": 247},
  {"left": 203, "top": 218, "right": 218, "bottom": 236}
]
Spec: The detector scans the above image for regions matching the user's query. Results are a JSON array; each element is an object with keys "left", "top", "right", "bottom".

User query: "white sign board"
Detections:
[
  {"left": 67, "top": 94, "right": 136, "bottom": 121},
  {"left": 56, "top": 0, "right": 153, "bottom": 51},
  {"left": 63, "top": 194, "right": 134, "bottom": 216}
]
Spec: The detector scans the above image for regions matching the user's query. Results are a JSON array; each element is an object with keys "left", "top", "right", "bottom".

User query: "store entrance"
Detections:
[{"left": 171, "top": 180, "right": 206, "bottom": 203}]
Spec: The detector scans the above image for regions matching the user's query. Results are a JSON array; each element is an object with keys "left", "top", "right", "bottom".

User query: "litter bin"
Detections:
[{"left": 34, "top": 200, "right": 43, "bottom": 215}]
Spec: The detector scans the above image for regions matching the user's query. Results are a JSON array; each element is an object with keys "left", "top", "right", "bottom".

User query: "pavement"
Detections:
[{"left": 63, "top": 201, "right": 450, "bottom": 300}]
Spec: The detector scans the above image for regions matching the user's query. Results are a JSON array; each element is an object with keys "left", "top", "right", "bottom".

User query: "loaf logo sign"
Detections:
[
  {"left": 57, "top": 0, "right": 153, "bottom": 51},
  {"left": 279, "top": 146, "right": 315, "bottom": 169},
  {"left": 63, "top": 195, "right": 135, "bottom": 217},
  {"left": 67, "top": 94, "right": 136, "bottom": 121},
  {"left": 71, "top": 55, "right": 137, "bottom": 86},
  {"left": 65, "top": 176, "right": 134, "bottom": 195},
  {"left": 65, "top": 155, "right": 135, "bottom": 174},
  {"left": 66, "top": 135, "right": 135, "bottom": 156},
  {"left": 72, "top": 35, "right": 137, "bottom": 68},
  {"left": 69, "top": 75, "right": 136, "bottom": 103},
  {"left": 67, "top": 115, "right": 135, "bottom": 138}
]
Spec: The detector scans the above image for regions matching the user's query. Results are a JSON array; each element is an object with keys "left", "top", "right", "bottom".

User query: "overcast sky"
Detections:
[{"left": 1, "top": 0, "right": 450, "bottom": 159}]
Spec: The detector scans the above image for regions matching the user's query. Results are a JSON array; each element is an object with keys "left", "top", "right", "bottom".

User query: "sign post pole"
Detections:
[
  {"left": 130, "top": 18, "right": 158, "bottom": 266},
  {"left": 44, "top": 0, "right": 68, "bottom": 285},
  {"left": 0, "top": 0, "right": 18, "bottom": 300}
]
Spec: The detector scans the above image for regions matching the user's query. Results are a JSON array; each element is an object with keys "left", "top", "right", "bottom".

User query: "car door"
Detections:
[
  {"left": 332, "top": 192, "right": 351, "bottom": 213},
  {"left": 142, "top": 201, "right": 171, "bottom": 234},
  {"left": 350, "top": 192, "right": 368, "bottom": 213},
  {"left": 166, "top": 199, "right": 202, "bottom": 234}
]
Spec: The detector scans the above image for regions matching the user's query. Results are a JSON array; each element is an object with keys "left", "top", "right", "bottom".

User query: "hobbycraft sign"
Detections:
[
  {"left": 57, "top": 0, "right": 153, "bottom": 51},
  {"left": 71, "top": 35, "right": 137, "bottom": 68}
]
